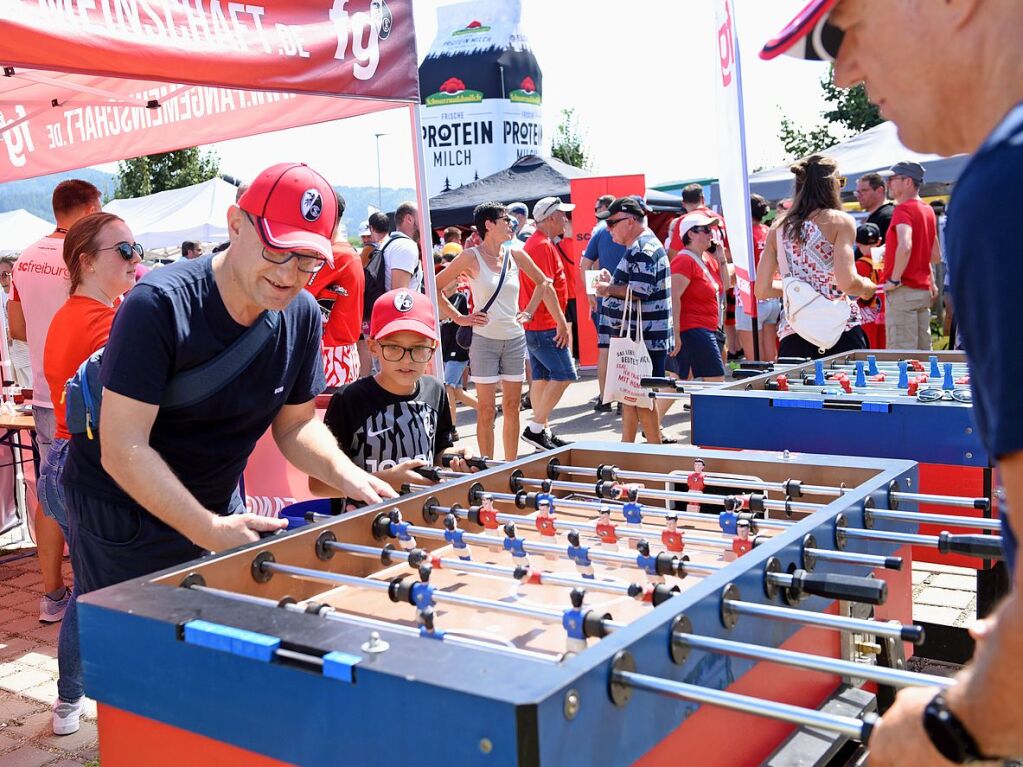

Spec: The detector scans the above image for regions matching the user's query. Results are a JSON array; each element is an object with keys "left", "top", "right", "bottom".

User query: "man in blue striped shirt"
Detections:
[{"left": 594, "top": 197, "right": 673, "bottom": 444}]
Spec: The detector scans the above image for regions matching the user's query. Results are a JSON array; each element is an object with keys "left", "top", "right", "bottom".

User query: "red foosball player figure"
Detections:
[
  {"left": 534, "top": 498, "right": 557, "bottom": 537},
  {"left": 731, "top": 518, "right": 753, "bottom": 557},
  {"left": 661, "top": 514, "right": 684, "bottom": 553},
  {"left": 687, "top": 458, "right": 706, "bottom": 513},
  {"left": 478, "top": 493, "right": 499, "bottom": 531},
  {"left": 595, "top": 506, "right": 619, "bottom": 549}
]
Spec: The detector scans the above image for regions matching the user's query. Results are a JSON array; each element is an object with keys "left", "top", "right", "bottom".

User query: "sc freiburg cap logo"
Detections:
[
  {"left": 300, "top": 189, "right": 323, "bottom": 222},
  {"left": 394, "top": 289, "right": 415, "bottom": 312}
]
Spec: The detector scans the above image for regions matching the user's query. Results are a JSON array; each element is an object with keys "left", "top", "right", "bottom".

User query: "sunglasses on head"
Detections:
[{"left": 97, "top": 242, "right": 144, "bottom": 260}]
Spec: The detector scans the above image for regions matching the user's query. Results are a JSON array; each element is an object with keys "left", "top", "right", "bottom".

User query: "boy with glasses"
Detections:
[{"left": 315, "top": 288, "right": 466, "bottom": 495}]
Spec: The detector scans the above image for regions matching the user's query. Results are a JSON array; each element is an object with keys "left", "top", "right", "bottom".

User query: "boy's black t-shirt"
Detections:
[
  {"left": 440, "top": 291, "right": 470, "bottom": 362},
  {"left": 324, "top": 375, "right": 453, "bottom": 473}
]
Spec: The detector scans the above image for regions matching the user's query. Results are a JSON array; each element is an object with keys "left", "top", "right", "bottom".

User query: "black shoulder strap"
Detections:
[
  {"left": 162, "top": 310, "right": 280, "bottom": 409},
  {"left": 479, "top": 246, "right": 511, "bottom": 314}
]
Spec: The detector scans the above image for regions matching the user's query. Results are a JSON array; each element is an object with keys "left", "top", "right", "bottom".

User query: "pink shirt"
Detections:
[{"left": 11, "top": 236, "right": 70, "bottom": 407}]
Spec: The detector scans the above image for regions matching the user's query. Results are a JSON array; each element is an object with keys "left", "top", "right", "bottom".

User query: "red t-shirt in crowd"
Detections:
[
  {"left": 43, "top": 295, "right": 116, "bottom": 440},
  {"left": 305, "top": 242, "right": 365, "bottom": 346},
  {"left": 553, "top": 237, "right": 577, "bottom": 302},
  {"left": 882, "top": 198, "right": 936, "bottom": 290},
  {"left": 520, "top": 229, "right": 567, "bottom": 332},
  {"left": 671, "top": 250, "right": 720, "bottom": 332},
  {"left": 752, "top": 222, "right": 769, "bottom": 270}
]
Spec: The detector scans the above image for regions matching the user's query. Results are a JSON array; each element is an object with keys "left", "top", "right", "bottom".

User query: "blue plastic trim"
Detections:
[
  {"left": 183, "top": 619, "right": 280, "bottom": 662},
  {"left": 322, "top": 651, "right": 361, "bottom": 682}
]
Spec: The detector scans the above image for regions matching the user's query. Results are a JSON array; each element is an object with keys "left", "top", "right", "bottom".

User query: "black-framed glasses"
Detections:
[
  {"left": 917, "top": 388, "right": 972, "bottom": 404},
  {"left": 97, "top": 242, "right": 144, "bottom": 261},
  {"left": 378, "top": 343, "right": 436, "bottom": 363},
  {"left": 606, "top": 216, "right": 631, "bottom": 230},
  {"left": 245, "top": 213, "right": 327, "bottom": 274}
]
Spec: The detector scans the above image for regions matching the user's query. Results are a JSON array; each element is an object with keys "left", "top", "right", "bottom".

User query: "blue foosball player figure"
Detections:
[
  {"left": 566, "top": 530, "right": 594, "bottom": 579},
  {"left": 443, "top": 514, "right": 471, "bottom": 561}
]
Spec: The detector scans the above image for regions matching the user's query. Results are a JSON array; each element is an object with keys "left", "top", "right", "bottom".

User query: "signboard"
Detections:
[
  {"left": 418, "top": 0, "right": 542, "bottom": 196},
  {"left": 715, "top": 0, "right": 757, "bottom": 314}
]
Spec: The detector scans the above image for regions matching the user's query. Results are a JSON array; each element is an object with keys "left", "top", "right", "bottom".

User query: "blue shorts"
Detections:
[
  {"left": 526, "top": 329, "right": 578, "bottom": 382},
  {"left": 38, "top": 437, "right": 69, "bottom": 537},
  {"left": 648, "top": 349, "right": 667, "bottom": 378},
  {"left": 443, "top": 359, "right": 469, "bottom": 387},
  {"left": 668, "top": 328, "right": 725, "bottom": 379}
]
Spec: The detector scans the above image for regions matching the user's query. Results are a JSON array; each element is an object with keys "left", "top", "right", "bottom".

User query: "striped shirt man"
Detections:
[{"left": 598, "top": 229, "right": 673, "bottom": 352}]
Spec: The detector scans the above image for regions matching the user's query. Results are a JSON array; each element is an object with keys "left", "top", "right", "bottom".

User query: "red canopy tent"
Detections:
[{"left": 0, "top": 0, "right": 437, "bottom": 515}]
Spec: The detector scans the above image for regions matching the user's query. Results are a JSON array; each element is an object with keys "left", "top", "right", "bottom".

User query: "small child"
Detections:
[
  {"left": 313, "top": 289, "right": 457, "bottom": 495},
  {"left": 855, "top": 223, "right": 885, "bottom": 348}
]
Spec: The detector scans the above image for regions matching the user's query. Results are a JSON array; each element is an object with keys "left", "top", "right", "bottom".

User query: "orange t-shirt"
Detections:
[{"left": 44, "top": 295, "right": 116, "bottom": 440}]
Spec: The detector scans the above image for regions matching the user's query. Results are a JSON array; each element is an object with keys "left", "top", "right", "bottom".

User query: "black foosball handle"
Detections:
[
  {"left": 791, "top": 570, "right": 888, "bottom": 605},
  {"left": 440, "top": 454, "right": 490, "bottom": 470},
  {"left": 937, "top": 532, "right": 1003, "bottom": 560},
  {"left": 640, "top": 377, "right": 682, "bottom": 389},
  {"left": 731, "top": 369, "right": 764, "bottom": 380}
]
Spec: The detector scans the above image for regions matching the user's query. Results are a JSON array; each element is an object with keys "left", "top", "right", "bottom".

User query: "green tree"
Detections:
[
  {"left": 778, "top": 67, "right": 883, "bottom": 160},
  {"left": 550, "top": 108, "right": 590, "bottom": 169},
  {"left": 115, "top": 147, "right": 220, "bottom": 198}
]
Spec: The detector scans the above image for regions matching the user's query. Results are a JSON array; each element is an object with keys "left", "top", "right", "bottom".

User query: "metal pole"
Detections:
[
  {"left": 614, "top": 669, "right": 871, "bottom": 741},
  {"left": 726, "top": 598, "right": 922, "bottom": 642},
  {"left": 373, "top": 132, "right": 386, "bottom": 209}
]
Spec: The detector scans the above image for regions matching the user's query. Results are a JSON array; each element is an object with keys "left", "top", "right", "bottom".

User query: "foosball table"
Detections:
[
  {"left": 78, "top": 443, "right": 1003, "bottom": 766},
  {"left": 682, "top": 350, "right": 1005, "bottom": 662}
]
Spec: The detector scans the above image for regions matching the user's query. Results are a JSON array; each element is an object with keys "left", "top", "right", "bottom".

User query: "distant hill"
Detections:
[
  {"left": 1, "top": 169, "right": 118, "bottom": 222},
  {"left": 0, "top": 172, "right": 416, "bottom": 235}
]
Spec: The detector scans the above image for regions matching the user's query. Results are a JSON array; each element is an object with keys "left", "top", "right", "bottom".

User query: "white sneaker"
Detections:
[
  {"left": 39, "top": 587, "right": 70, "bottom": 623},
  {"left": 52, "top": 697, "right": 83, "bottom": 735}
]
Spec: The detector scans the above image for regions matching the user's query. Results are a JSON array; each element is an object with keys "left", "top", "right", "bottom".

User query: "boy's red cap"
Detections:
[
  {"left": 238, "top": 162, "right": 338, "bottom": 264},
  {"left": 371, "top": 289, "right": 437, "bottom": 341}
]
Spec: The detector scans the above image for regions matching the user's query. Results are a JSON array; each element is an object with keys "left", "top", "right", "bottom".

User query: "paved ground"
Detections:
[{"left": 0, "top": 369, "right": 979, "bottom": 764}]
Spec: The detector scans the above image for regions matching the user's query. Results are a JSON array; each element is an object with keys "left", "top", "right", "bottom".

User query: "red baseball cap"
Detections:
[
  {"left": 238, "top": 163, "right": 338, "bottom": 264},
  {"left": 371, "top": 289, "right": 437, "bottom": 341},
  {"left": 760, "top": 0, "right": 843, "bottom": 62}
]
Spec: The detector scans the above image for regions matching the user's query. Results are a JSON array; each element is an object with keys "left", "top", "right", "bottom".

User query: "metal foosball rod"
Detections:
[
  {"left": 827, "top": 354, "right": 969, "bottom": 375},
  {"left": 370, "top": 509, "right": 889, "bottom": 606},
  {"left": 322, "top": 539, "right": 680, "bottom": 605},
  {"left": 439, "top": 455, "right": 994, "bottom": 516},
  {"left": 609, "top": 652, "right": 877, "bottom": 742},
  {"left": 179, "top": 578, "right": 561, "bottom": 663},
  {"left": 670, "top": 629, "right": 951, "bottom": 690}
]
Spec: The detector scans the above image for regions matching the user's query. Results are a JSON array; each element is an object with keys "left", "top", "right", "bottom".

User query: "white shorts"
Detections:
[{"left": 735, "top": 298, "right": 781, "bottom": 331}]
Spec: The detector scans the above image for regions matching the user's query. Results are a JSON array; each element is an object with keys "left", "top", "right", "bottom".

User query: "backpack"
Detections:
[{"left": 363, "top": 232, "right": 417, "bottom": 319}]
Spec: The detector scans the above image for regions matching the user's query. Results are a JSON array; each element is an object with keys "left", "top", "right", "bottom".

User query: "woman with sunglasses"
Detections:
[
  {"left": 436, "top": 202, "right": 559, "bottom": 460},
  {"left": 39, "top": 212, "right": 140, "bottom": 735},
  {"left": 755, "top": 154, "right": 876, "bottom": 359}
]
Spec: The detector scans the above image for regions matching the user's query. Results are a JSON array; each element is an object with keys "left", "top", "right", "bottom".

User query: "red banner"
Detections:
[{"left": 0, "top": 1, "right": 418, "bottom": 100}]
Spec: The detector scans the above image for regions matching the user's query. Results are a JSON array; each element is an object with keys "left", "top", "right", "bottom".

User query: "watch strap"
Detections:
[{"left": 922, "top": 693, "right": 994, "bottom": 764}]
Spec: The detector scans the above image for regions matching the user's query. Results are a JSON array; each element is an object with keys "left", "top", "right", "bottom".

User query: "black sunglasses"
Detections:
[
  {"left": 605, "top": 216, "right": 632, "bottom": 230},
  {"left": 97, "top": 242, "right": 144, "bottom": 261},
  {"left": 689, "top": 226, "right": 713, "bottom": 235}
]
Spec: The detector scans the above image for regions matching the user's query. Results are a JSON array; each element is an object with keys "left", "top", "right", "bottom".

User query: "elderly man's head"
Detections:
[
  {"left": 598, "top": 197, "right": 647, "bottom": 247},
  {"left": 532, "top": 196, "right": 576, "bottom": 238}
]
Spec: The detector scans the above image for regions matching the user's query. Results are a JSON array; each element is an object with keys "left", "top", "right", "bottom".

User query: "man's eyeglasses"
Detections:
[
  {"left": 97, "top": 242, "right": 144, "bottom": 261},
  {"left": 378, "top": 343, "right": 436, "bottom": 363},
  {"left": 0, "top": 272, "right": 11, "bottom": 281},
  {"left": 245, "top": 213, "right": 326, "bottom": 274},
  {"left": 606, "top": 216, "right": 631, "bottom": 230},
  {"left": 917, "top": 388, "right": 972, "bottom": 404}
]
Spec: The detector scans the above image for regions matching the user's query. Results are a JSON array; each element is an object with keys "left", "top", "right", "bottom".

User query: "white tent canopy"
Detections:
[
  {"left": 731, "top": 121, "right": 971, "bottom": 202},
  {"left": 0, "top": 209, "right": 55, "bottom": 255},
  {"left": 103, "top": 178, "right": 238, "bottom": 252}
]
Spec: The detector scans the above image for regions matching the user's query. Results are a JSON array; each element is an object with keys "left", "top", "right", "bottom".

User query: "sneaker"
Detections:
[
  {"left": 521, "top": 393, "right": 532, "bottom": 410},
  {"left": 52, "top": 698, "right": 83, "bottom": 735},
  {"left": 449, "top": 428, "right": 461, "bottom": 442},
  {"left": 660, "top": 431, "right": 681, "bottom": 444},
  {"left": 39, "top": 587, "right": 70, "bottom": 623},
  {"left": 593, "top": 399, "right": 612, "bottom": 412},
  {"left": 549, "top": 432, "right": 572, "bottom": 448},
  {"left": 521, "top": 427, "right": 558, "bottom": 451}
]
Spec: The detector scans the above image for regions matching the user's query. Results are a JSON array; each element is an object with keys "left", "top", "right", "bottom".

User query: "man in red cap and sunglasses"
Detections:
[
  {"left": 61, "top": 163, "right": 396, "bottom": 675},
  {"left": 762, "top": 2, "right": 1023, "bottom": 765}
]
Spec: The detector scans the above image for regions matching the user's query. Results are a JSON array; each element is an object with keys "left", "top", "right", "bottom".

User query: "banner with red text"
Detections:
[{"left": 715, "top": 0, "right": 757, "bottom": 315}]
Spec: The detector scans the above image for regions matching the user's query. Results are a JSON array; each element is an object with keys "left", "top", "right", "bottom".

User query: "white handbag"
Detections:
[{"left": 782, "top": 276, "right": 850, "bottom": 352}]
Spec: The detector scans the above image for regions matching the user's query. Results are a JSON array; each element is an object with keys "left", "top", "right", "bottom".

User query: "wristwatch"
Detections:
[
  {"left": 922, "top": 693, "right": 997, "bottom": 764},
  {"left": 886, "top": 278, "right": 901, "bottom": 286}
]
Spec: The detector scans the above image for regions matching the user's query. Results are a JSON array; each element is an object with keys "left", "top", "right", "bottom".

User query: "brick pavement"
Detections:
[{"left": 0, "top": 372, "right": 979, "bottom": 764}]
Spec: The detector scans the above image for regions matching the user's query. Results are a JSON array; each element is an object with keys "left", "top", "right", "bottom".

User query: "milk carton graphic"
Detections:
[{"left": 418, "top": 0, "right": 543, "bottom": 196}]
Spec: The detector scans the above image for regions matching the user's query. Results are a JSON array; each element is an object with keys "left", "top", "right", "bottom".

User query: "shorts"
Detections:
[
  {"left": 526, "top": 329, "right": 579, "bottom": 382},
  {"left": 735, "top": 298, "right": 782, "bottom": 331},
  {"left": 648, "top": 349, "right": 667, "bottom": 378},
  {"left": 38, "top": 437, "right": 69, "bottom": 536},
  {"left": 725, "top": 288, "right": 736, "bottom": 325},
  {"left": 778, "top": 325, "right": 869, "bottom": 360},
  {"left": 322, "top": 343, "right": 360, "bottom": 388},
  {"left": 468, "top": 333, "right": 526, "bottom": 384},
  {"left": 667, "top": 327, "right": 725, "bottom": 379},
  {"left": 444, "top": 359, "right": 469, "bottom": 387}
]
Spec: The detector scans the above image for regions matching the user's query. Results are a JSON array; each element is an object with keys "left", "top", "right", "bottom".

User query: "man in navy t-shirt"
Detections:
[
  {"left": 65, "top": 162, "right": 395, "bottom": 592},
  {"left": 763, "top": 2, "right": 1022, "bottom": 764}
]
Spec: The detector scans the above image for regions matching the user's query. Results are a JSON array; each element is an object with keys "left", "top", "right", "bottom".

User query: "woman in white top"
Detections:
[
  {"left": 755, "top": 154, "right": 876, "bottom": 359},
  {"left": 437, "top": 202, "right": 557, "bottom": 460}
]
